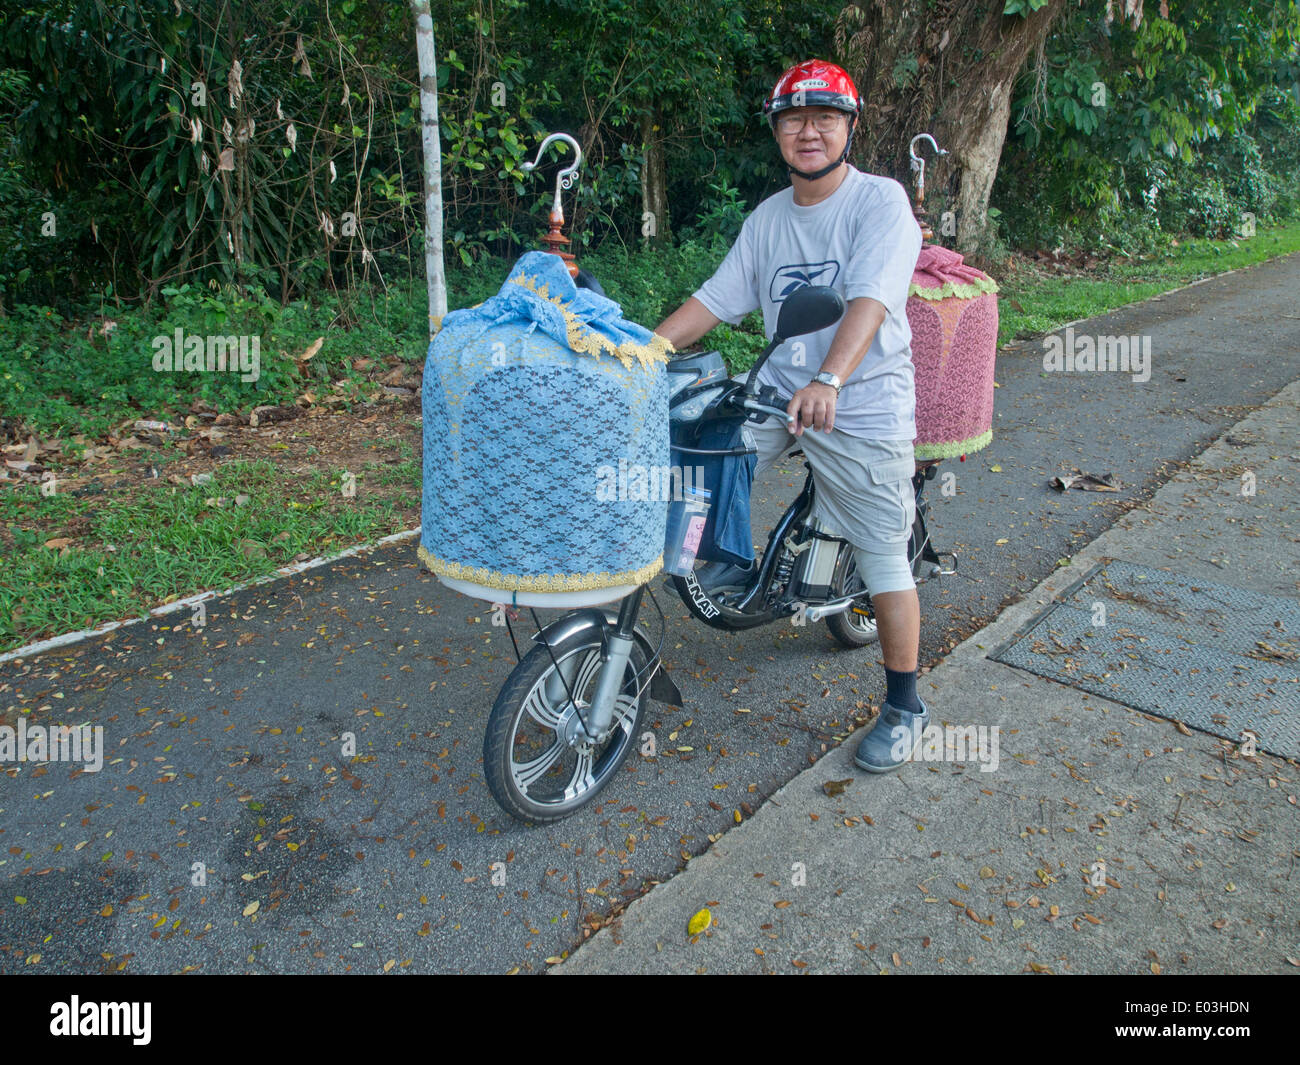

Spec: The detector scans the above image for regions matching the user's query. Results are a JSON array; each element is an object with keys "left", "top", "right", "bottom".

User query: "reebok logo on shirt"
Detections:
[{"left": 769, "top": 260, "right": 840, "bottom": 302}]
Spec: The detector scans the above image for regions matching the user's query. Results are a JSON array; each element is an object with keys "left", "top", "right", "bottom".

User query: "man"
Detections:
[{"left": 654, "top": 59, "right": 927, "bottom": 773}]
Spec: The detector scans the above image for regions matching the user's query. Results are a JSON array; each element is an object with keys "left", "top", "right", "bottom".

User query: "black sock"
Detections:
[{"left": 885, "top": 668, "right": 922, "bottom": 713}]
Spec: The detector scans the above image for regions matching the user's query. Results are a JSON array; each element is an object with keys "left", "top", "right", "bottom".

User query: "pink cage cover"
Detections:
[{"left": 906, "top": 244, "right": 999, "bottom": 460}]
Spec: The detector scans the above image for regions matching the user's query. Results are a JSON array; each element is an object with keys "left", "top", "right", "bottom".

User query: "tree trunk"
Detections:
[
  {"left": 640, "top": 110, "right": 670, "bottom": 245},
  {"left": 411, "top": 0, "right": 448, "bottom": 335},
  {"left": 836, "top": 0, "right": 1069, "bottom": 255}
]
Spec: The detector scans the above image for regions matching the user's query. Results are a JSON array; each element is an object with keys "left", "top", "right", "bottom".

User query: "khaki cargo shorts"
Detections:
[{"left": 742, "top": 416, "right": 915, "bottom": 557}]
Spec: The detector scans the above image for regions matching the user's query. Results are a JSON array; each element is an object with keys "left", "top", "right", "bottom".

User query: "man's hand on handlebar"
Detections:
[{"left": 786, "top": 381, "right": 838, "bottom": 436}]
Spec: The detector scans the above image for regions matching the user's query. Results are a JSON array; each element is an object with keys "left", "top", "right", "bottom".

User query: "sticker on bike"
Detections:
[{"left": 682, "top": 572, "right": 721, "bottom": 619}]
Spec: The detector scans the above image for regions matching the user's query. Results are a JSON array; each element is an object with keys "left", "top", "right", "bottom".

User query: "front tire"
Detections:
[{"left": 483, "top": 624, "right": 649, "bottom": 824}]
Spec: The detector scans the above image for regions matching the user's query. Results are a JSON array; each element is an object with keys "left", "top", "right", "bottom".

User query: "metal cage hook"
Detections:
[
  {"left": 908, "top": 133, "right": 948, "bottom": 185},
  {"left": 907, "top": 133, "right": 949, "bottom": 243},
  {"left": 522, "top": 132, "right": 583, "bottom": 215}
]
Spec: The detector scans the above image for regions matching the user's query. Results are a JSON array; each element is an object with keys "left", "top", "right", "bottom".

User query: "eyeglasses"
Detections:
[{"left": 776, "top": 112, "right": 846, "bottom": 135}]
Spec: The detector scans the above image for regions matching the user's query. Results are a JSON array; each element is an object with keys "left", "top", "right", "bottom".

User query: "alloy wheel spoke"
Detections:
[
  {"left": 569, "top": 649, "right": 604, "bottom": 700},
  {"left": 609, "top": 693, "right": 638, "bottom": 736},
  {"left": 514, "top": 739, "right": 567, "bottom": 790},
  {"left": 522, "top": 684, "right": 564, "bottom": 730},
  {"left": 565, "top": 747, "right": 595, "bottom": 800}
]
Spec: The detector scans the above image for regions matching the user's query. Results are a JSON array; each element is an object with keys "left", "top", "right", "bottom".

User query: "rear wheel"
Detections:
[{"left": 825, "top": 547, "right": 879, "bottom": 648}]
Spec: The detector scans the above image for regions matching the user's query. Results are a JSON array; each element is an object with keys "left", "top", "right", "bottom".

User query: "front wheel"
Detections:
[{"left": 483, "top": 624, "right": 649, "bottom": 824}]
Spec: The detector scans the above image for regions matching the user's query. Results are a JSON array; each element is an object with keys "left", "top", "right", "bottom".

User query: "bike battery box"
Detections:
[{"left": 792, "top": 518, "right": 838, "bottom": 602}]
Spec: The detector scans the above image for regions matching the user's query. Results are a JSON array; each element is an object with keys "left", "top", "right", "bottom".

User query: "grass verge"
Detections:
[
  {"left": 994, "top": 220, "right": 1300, "bottom": 346},
  {"left": 1, "top": 457, "right": 418, "bottom": 653}
]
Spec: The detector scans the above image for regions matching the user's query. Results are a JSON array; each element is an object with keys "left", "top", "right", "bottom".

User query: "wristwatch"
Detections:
[{"left": 813, "top": 371, "right": 842, "bottom": 395}]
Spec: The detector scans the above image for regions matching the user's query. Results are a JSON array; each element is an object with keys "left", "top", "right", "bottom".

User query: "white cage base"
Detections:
[{"left": 436, "top": 574, "right": 639, "bottom": 609}]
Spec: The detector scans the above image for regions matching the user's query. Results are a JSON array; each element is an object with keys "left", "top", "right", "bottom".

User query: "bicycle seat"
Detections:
[{"left": 574, "top": 268, "right": 606, "bottom": 297}]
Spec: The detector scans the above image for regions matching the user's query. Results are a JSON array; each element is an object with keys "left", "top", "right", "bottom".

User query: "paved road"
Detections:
[{"left": 1, "top": 254, "right": 1297, "bottom": 973}]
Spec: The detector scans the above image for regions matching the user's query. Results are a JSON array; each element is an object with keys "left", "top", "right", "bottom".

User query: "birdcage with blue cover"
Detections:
[{"left": 418, "top": 139, "right": 671, "bottom": 608}]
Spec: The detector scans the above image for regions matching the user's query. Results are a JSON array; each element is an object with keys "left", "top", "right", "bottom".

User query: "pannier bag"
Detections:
[
  {"left": 670, "top": 417, "right": 757, "bottom": 569},
  {"left": 419, "top": 251, "right": 672, "bottom": 608}
]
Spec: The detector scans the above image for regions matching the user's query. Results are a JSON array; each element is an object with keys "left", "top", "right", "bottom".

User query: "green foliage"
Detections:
[
  {"left": 435, "top": 0, "right": 760, "bottom": 250},
  {"left": 1003, "top": 0, "right": 1051, "bottom": 15},
  {"left": 581, "top": 237, "right": 731, "bottom": 329},
  {"left": 0, "top": 231, "right": 772, "bottom": 441},
  {"left": 1, "top": 0, "right": 428, "bottom": 308},
  {"left": 998, "top": 0, "right": 1300, "bottom": 245},
  {"left": 3, "top": 0, "right": 1299, "bottom": 334},
  {"left": 0, "top": 65, "right": 87, "bottom": 312},
  {"left": 891, "top": 53, "right": 920, "bottom": 91},
  {"left": 0, "top": 0, "right": 844, "bottom": 309},
  {"left": 675, "top": 180, "right": 749, "bottom": 246},
  {"left": 575, "top": 237, "right": 765, "bottom": 373},
  {"left": 0, "top": 275, "right": 429, "bottom": 438},
  {"left": 996, "top": 218, "right": 1300, "bottom": 346}
]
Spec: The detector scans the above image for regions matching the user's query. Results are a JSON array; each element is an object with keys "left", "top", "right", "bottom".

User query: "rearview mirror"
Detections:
[{"left": 775, "top": 285, "right": 845, "bottom": 341}]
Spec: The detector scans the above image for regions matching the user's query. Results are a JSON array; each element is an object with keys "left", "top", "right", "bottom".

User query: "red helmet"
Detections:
[{"left": 763, "top": 60, "right": 862, "bottom": 127}]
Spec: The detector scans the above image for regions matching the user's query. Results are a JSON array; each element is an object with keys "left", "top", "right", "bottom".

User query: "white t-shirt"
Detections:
[{"left": 692, "top": 166, "right": 923, "bottom": 440}]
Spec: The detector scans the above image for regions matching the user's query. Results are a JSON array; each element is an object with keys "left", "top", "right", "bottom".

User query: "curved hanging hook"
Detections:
[
  {"left": 908, "top": 133, "right": 948, "bottom": 189},
  {"left": 522, "top": 132, "right": 583, "bottom": 217},
  {"left": 907, "top": 133, "right": 949, "bottom": 243}
]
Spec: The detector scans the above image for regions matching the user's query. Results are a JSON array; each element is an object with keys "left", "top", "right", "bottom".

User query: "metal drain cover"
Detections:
[{"left": 989, "top": 559, "right": 1300, "bottom": 758}]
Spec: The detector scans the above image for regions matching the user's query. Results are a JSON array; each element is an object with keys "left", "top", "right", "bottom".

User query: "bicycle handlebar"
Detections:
[{"left": 736, "top": 397, "right": 797, "bottom": 425}]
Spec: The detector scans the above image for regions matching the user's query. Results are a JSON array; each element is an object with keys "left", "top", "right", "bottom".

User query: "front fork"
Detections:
[
  {"left": 532, "top": 587, "right": 681, "bottom": 744},
  {"left": 583, "top": 588, "right": 643, "bottom": 740}
]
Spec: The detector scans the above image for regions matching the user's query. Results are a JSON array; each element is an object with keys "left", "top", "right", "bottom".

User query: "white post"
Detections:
[{"left": 411, "top": 0, "right": 447, "bottom": 337}]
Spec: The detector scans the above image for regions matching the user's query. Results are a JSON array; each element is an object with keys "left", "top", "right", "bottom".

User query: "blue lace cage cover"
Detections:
[{"left": 419, "top": 252, "right": 673, "bottom": 605}]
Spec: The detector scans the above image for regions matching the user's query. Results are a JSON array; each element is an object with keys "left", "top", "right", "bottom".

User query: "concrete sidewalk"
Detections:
[{"left": 557, "top": 379, "right": 1300, "bottom": 975}]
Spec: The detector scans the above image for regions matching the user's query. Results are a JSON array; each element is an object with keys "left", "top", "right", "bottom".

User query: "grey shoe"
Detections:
[
  {"left": 853, "top": 698, "right": 930, "bottom": 773},
  {"left": 693, "top": 559, "right": 757, "bottom": 592}
]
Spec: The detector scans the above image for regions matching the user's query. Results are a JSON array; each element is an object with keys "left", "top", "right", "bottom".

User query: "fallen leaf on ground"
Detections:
[
  {"left": 1050, "top": 469, "right": 1121, "bottom": 492},
  {"left": 1249, "top": 641, "right": 1297, "bottom": 662}
]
